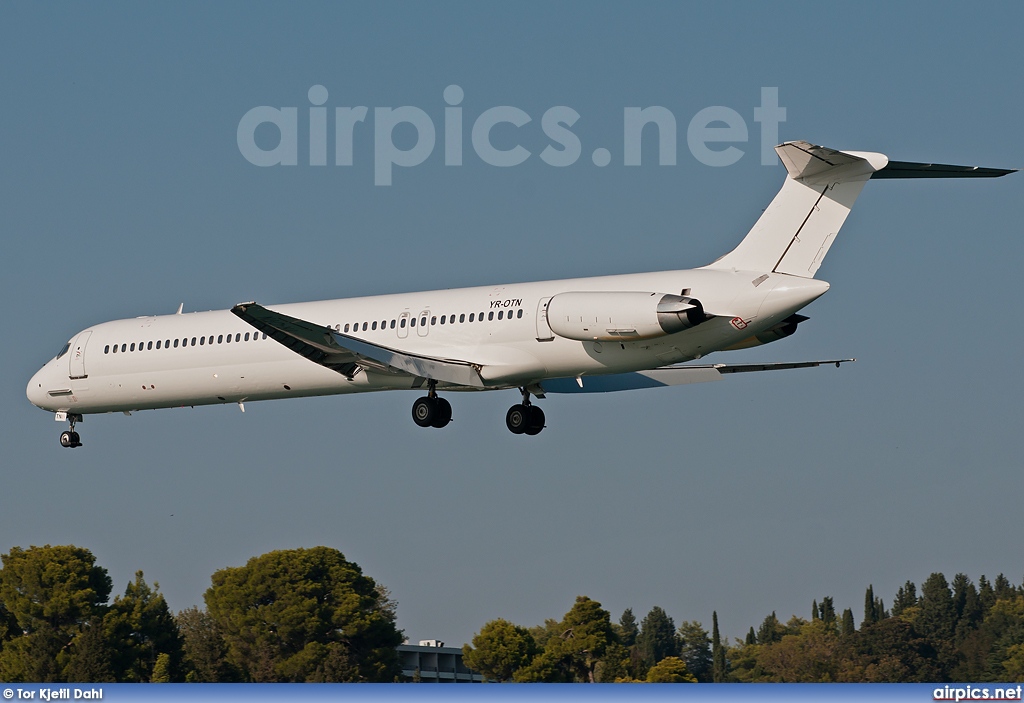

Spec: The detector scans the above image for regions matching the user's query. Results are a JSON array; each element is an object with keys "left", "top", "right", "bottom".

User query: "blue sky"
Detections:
[{"left": 2, "top": 2, "right": 1022, "bottom": 647}]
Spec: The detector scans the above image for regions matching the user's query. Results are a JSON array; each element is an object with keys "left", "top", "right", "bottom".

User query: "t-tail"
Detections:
[{"left": 704, "top": 140, "right": 1016, "bottom": 278}]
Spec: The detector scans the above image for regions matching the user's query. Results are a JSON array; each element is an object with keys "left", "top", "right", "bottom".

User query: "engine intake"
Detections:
[{"left": 546, "top": 291, "right": 711, "bottom": 342}]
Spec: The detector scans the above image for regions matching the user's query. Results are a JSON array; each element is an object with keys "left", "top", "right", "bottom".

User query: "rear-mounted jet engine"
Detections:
[{"left": 546, "top": 291, "right": 711, "bottom": 342}]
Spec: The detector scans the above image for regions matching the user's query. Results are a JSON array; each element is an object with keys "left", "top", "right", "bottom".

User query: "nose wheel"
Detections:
[
  {"left": 506, "top": 388, "right": 545, "bottom": 436},
  {"left": 411, "top": 381, "right": 452, "bottom": 429},
  {"left": 59, "top": 414, "right": 83, "bottom": 448}
]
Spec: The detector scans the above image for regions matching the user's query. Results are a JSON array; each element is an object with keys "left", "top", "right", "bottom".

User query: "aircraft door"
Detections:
[
  {"left": 397, "top": 312, "right": 410, "bottom": 339},
  {"left": 535, "top": 297, "right": 554, "bottom": 342},
  {"left": 417, "top": 310, "right": 430, "bottom": 337},
  {"left": 69, "top": 330, "right": 92, "bottom": 379}
]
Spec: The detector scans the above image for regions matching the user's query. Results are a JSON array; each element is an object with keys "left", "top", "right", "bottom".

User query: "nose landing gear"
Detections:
[
  {"left": 506, "top": 388, "right": 545, "bottom": 436},
  {"left": 411, "top": 381, "right": 452, "bottom": 429},
  {"left": 59, "top": 414, "right": 83, "bottom": 448}
]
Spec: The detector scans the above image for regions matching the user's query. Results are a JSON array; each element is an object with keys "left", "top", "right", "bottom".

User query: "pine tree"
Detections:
[
  {"left": 918, "top": 573, "right": 956, "bottom": 642},
  {"left": 994, "top": 574, "right": 1015, "bottom": 601},
  {"left": 745, "top": 627, "right": 756, "bottom": 645},
  {"left": 618, "top": 609, "right": 638, "bottom": 648},
  {"left": 636, "top": 606, "right": 678, "bottom": 668},
  {"left": 811, "top": 599, "right": 819, "bottom": 621},
  {"left": 817, "top": 597, "right": 836, "bottom": 628}
]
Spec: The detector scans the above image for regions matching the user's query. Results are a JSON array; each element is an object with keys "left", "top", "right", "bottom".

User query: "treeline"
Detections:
[
  {"left": 462, "top": 573, "right": 1024, "bottom": 682},
  {"left": 0, "top": 545, "right": 402, "bottom": 682}
]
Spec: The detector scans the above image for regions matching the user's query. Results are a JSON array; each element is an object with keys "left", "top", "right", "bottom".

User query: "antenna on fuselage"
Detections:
[{"left": 175, "top": 303, "right": 183, "bottom": 315}]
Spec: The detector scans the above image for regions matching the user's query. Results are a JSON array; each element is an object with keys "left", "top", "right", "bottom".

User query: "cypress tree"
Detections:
[
  {"left": 863, "top": 585, "right": 877, "bottom": 627},
  {"left": 892, "top": 581, "right": 918, "bottom": 617},
  {"left": 711, "top": 611, "right": 726, "bottom": 683},
  {"left": 745, "top": 627, "right": 756, "bottom": 646},
  {"left": 840, "top": 608, "right": 855, "bottom": 636}
]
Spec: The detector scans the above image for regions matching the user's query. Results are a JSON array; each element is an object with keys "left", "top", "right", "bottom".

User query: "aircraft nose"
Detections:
[{"left": 26, "top": 367, "right": 49, "bottom": 409}]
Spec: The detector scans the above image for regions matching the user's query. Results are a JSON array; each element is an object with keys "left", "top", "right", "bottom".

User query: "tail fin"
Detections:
[{"left": 705, "top": 141, "right": 1015, "bottom": 278}]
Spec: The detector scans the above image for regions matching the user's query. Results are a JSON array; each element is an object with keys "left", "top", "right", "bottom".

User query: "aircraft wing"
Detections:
[
  {"left": 538, "top": 359, "right": 854, "bottom": 394},
  {"left": 231, "top": 302, "right": 486, "bottom": 388}
]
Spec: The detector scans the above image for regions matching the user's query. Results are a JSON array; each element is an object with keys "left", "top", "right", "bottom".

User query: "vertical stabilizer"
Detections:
[{"left": 705, "top": 142, "right": 887, "bottom": 278}]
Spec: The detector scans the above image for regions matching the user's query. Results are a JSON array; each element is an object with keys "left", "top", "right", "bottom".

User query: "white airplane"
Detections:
[{"left": 27, "top": 141, "right": 1014, "bottom": 447}]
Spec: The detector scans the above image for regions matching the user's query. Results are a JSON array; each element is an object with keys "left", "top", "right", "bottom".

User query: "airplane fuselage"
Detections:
[{"left": 27, "top": 268, "right": 828, "bottom": 416}]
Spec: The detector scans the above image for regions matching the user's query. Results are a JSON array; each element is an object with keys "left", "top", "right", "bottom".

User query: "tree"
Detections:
[
  {"left": 62, "top": 619, "right": 116, "bottom": 683},
  {"left": 677, "top": 620, "right": 713, "bottom": 682},
  {"left": 757, "top": 612, "right": 783, "bottom": 645},
  {"left": 150, "top": 653, "right": 171, "bottom": 683},
  {"left": 618, "top": 609, "right": 638, "bottom": 648},
  {"left": 636, "top": 606, "right": 678, "bottom": 669},
  {"left": 176, "top": 606, "right": 236, "bottom": 682},
  {"left": 103, "top": 571, "right": 183, "bottom": 682},
  {"left": 817, "top": 597, "right": 837, "bottom": 629},
  {"left": 204, "top": 547, "right": 402, "bottom": 682},
  {"left": 711, "top": 611, "right": 726, "bottom": 682},
  {"left": 841, "top": 609, "right": 856, "bottom": 637},
  {"left": 0, "top": 545, "right": 112, "bottom": 682},
  {"left": 645, "top": 656, "right": 697, "bottom": 682},
  {"left": 892, "top": 581, "right": 918, "bottom": 618},
  {"left": 918, "top": 573, "right": 956, "bottom": 643},
  {"left": 515, "top": 596, "right": 615, "bottom": 683},
  {"left": 462, "top": 619, "right": 537, "bottom": 682}
]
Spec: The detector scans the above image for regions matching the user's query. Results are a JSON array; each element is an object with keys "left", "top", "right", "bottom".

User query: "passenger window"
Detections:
[
  {"left": 390, "top": 319, "right": 396, "bottom": 329},
  {"left": 401, "top": 318, "right": 407, "bottom": 328},
  {"left": 480, "top": 312, "right": 485, "bottom": 320},
  {"left": 200, "top": 337, "right": 205, "bottom": 345},
  {"left": 469, "top": 313, "right": 474, "bottom": 322},
  {"left": 431, "top": 316, "right": 437, "bottom": 325},
  {"left": 226, "top": 334, "right": 232, "bottom": 343},
  {"left": 497, "top": 311, "right": 503, "bottom": 320},
  {"left": 156, "top": 340, "right": 162, "bottom": 349},
  {"left": 148, "top": 341, "right": 153, "bottom": 350},
  {"left": 215, "top": 335, "right": 221, "bottom": 343},
  {"left": 488, "top": 311, "right": 494, "bottom": 321},
  {"left": 130, "top": 343, "right": 136, "bottom": 352},
  {"left": 362, "top": 322, "right": 368, "bottom": 331},
  {"left": 165, "top": 340, "right": 170, "bottom": 348},
  {"left": 173, "top": 339, "right": 179, "bottom": 348},
  {"left": 104, "top": 345, "right": 110, "bottom": 354},
  {"left": 460, "top": 314, "right": 465, "bottom": 323},
  {"left": 372, "top": 321, "right": 378, "bottom": 331},
  {"left": 235, "top": 333, "right": 240, "bottom": 342},
  {"left": 439, "top": 316, "right": 445, "bottom": 325},
  {"left": 410, "top": 318, "right": 416, "bottom": 328},
  {"left": 517, "top": 309, "right": 523, "bottom": 318},
  {"left": 420, "top": 317, "right": 427, "bottom": 327},
  {"left": 191, "top": 337, "right": 197, "bottom": 346},
  {"left": 262, "top": 333, "right": 267, "bottom": 339}
]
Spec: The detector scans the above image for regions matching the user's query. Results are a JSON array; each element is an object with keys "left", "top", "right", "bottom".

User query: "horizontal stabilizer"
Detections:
[
  {"left": 540, "top": 359, "right": 854, "bottom": 394},
  {"left": 231, "top": 302, "right": 485, "bottom": 388},
  {"left": 871, "top": 161, "right": 1016, "bottom": 179}
]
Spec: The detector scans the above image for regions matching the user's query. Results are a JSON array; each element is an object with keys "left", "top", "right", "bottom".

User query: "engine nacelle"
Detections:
[
  {"left": 723, "top": 314, "right": 808, "bottom": 350},
  {"left": 546, "top": 291, "right": 709, "bottom": 342}
]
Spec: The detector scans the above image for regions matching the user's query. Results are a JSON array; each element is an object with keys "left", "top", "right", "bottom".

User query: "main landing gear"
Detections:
[
  {"left": 410, "top": 384, "right": 546, "bottom": 435},
  {"left": 412, "top": 381, "right": 452, "bottom": 429},
  {"left": 59, "top": 414, "right": 83, "bottom": 448},
  {"left": 506, "top": 388, "right": 545, "bottom": 436}
]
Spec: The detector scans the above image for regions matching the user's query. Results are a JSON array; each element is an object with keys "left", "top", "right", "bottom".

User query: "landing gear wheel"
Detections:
[
  {"left": 412, "top": 397, "right": 438, "bottom": 427},
  {"left": 431, "top": 398, "right": 452, "bottom": 428},
  {"left": 506, "top": 404, "right": 529, "bottom": 434},
  {"left": 523, "top": 405, "right": 545, "bottom": 435},
  {"left": 59, "top": 415, "right": 83, "bottom": 448}
]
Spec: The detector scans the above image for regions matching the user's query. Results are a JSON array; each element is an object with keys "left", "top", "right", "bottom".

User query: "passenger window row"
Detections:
[
  {"left": 343, "top": 308, "right": 524, "bottom": 333},
  {"left": 103, "top": 332, "right": 267, "bottom": 354}
]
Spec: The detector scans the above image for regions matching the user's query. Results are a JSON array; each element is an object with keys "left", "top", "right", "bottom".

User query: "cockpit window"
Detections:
[{"left": 55, "top": 341, "right": 72, "bottom": 360}]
